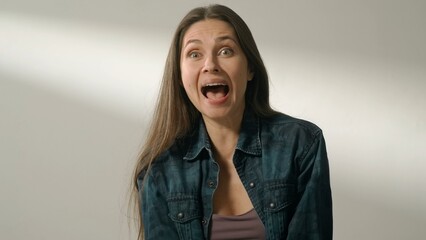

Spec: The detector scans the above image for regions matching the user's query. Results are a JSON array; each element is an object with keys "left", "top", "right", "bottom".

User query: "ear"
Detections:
[{"left": 247, "top": 70, "right": 254, "bottom": 81}]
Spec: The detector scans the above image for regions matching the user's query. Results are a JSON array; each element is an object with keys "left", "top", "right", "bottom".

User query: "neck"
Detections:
[{"left": 203, "top": 113, "right": 244, "bottom": 162}]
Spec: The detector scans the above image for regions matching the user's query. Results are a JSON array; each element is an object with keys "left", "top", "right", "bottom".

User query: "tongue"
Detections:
[{"left": 206, "top": 86, "right": 226, "bottom": 99}]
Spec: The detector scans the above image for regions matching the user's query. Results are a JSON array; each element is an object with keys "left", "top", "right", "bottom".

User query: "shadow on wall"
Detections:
[{"left": 0, "top": 74, "right": 143, "bottom": 240}]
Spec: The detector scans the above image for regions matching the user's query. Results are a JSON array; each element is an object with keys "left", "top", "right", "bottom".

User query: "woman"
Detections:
[{"left": 132, "top": 4, "right": 332, "bottom": 240}]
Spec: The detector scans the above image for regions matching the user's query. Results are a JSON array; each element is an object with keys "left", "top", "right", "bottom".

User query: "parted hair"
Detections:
[{"left": 131, "top": 4, "right": 276, "bottom": 239}]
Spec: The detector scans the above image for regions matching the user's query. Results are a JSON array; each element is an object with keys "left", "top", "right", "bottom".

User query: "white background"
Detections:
[{"left": 1, "top": 0, "right": 425, "bottom": 239}]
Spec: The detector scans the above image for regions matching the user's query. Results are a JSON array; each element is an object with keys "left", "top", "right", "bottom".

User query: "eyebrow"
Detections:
[
  {"left": 215, "top": 35, "right": 238, "bottom": 44},
  {"left": 183, "top": 39, "right": 202, "bottom": 49},
  {"left": 183, "top": 35, "right": 238, "bottom": 49}
]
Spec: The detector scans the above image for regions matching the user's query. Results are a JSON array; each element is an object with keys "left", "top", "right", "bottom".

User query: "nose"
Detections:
[{"left": 202, "top": 56, "right": 219, "bottom": 73}]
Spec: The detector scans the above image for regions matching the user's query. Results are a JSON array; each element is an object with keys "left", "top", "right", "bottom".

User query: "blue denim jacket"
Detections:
[{"left": 138, "top": 110, "right": 332, "bottom": 239}]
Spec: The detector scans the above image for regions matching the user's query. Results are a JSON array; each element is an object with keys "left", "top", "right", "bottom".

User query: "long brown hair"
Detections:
[{"left": 131, "top": 4, "right": 276, "bottom": 239}]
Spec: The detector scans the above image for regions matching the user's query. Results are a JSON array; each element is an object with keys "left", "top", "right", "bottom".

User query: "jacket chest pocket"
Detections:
[
  {"left": 167, "top": 195, "right": 203, "bottom": 240},
  {"left": 263, "top": 182, "right": 296, "bottom": 239}
]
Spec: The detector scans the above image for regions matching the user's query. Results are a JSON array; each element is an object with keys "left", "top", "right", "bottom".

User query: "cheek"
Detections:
[
  {"left": 180, "top": 68, "right": 189, "bottom": 86},
  {"left": 181, "top": 67, "right": 198, "bottom": 89},
  {"left": 229, "top": 59, "right": 250, "bottom": 78},
  {"left": 181, "top": 78, "right": 196, "bottom": 97},
  {"left": 181, "top": 80, "right": 191, "bottom": 94},
  {"left": 181, "top": 73, "right": 192, "bottom": 86}
]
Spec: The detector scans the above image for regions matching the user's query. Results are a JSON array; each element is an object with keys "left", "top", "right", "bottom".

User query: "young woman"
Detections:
[{"left": 132, "top": 4, "right": 332, "bottom": 240}]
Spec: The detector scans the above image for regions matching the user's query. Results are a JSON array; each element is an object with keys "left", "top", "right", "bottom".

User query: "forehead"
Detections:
[{"left": 182, "top": 19, "right": 237, "bottom": 44}]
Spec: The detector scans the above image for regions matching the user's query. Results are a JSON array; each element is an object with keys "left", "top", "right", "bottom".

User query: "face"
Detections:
[{"left": 180, "top": 19, "right": 253, "bottom": 124}]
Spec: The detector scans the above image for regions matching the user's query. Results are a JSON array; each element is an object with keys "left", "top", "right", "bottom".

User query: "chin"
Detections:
[{"left": 201, "top": 107, "right": 243, "bottom": 122}]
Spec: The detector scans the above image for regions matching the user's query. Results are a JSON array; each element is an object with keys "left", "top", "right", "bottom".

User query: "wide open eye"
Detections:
[
  {"left": 219, "top": 48, "right": 234, "bottom": 56},
  {"left": 188, "top": 51, "right": 201, "bottom": 59}
]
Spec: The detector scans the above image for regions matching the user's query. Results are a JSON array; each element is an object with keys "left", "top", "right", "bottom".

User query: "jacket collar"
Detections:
[{"left": 183, "top": 109, "right": 262, "bottom": 161}]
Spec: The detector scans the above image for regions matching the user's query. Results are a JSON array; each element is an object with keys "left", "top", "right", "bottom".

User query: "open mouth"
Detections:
[{"left": 201, "top": 83, "right": 229, "bottom": 99}]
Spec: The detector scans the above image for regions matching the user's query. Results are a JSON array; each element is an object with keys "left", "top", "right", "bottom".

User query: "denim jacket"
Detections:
[{"left": 138, "top": 110, "right": 333, "bottom": 240}]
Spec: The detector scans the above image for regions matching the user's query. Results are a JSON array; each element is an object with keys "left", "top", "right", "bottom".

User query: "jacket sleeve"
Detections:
[
  {"left": 138, "top": 169, "right": 180, "bottom": 240},
  {"left": 287, "top": 131, "right": 333, "bottom": 240}
]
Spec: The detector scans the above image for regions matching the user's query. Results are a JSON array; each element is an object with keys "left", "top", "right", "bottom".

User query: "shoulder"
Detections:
[
  {"left": 140, "top": 134, "right": 197, "bottom": 184},
  {"left": 261, "top": 112, "right": 322, "bottom": 138},
  {"left": 137, "top": 137, "right": 188, "bottom": 179},
  {"left": 258, "top": 112, "right": 325, "bottom": 157},
  {"left": 258, "top": 112, "right": 326, "bottom": 164},
  {"left": 152, "top": 137, "right": 190, "bottom": 171}
]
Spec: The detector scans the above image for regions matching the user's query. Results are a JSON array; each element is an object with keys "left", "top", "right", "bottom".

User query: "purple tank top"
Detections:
[{"left": 210, "top": 208, "right": 266, "bottom": 240}]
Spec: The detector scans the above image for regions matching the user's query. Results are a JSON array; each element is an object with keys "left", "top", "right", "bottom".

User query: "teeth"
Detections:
[{"left": 205, "top": 83, "right": 227, "bottom": 87}]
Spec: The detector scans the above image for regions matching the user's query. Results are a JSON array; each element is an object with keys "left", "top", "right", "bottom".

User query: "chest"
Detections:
[{"left": 162, "top": 152, "right": 298, "bottom": 239}]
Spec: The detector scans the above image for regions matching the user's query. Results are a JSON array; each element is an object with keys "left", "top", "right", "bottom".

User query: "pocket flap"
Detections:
[
  {"left": 263, "top": 182, "right": 295, "bottom": 212},
  {"left": 167, "top": 195, "right": 201, "bottom": 223}
]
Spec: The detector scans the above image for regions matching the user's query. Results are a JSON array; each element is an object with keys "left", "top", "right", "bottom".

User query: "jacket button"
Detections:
[
  {"left": 269, "top": 202, "right": 276, "bottom": 209},
  {"left": 201, "top": 218, "right": 207, "bottom": 225},
  {"left": 249, "top": 182, "right": 255, "bottom": 188},
  {"left": 208, "top": 181, "right": 216, "bottom": 188},
  {"left": 177, "top": 212, "right": 184, "bottom": 219}
]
